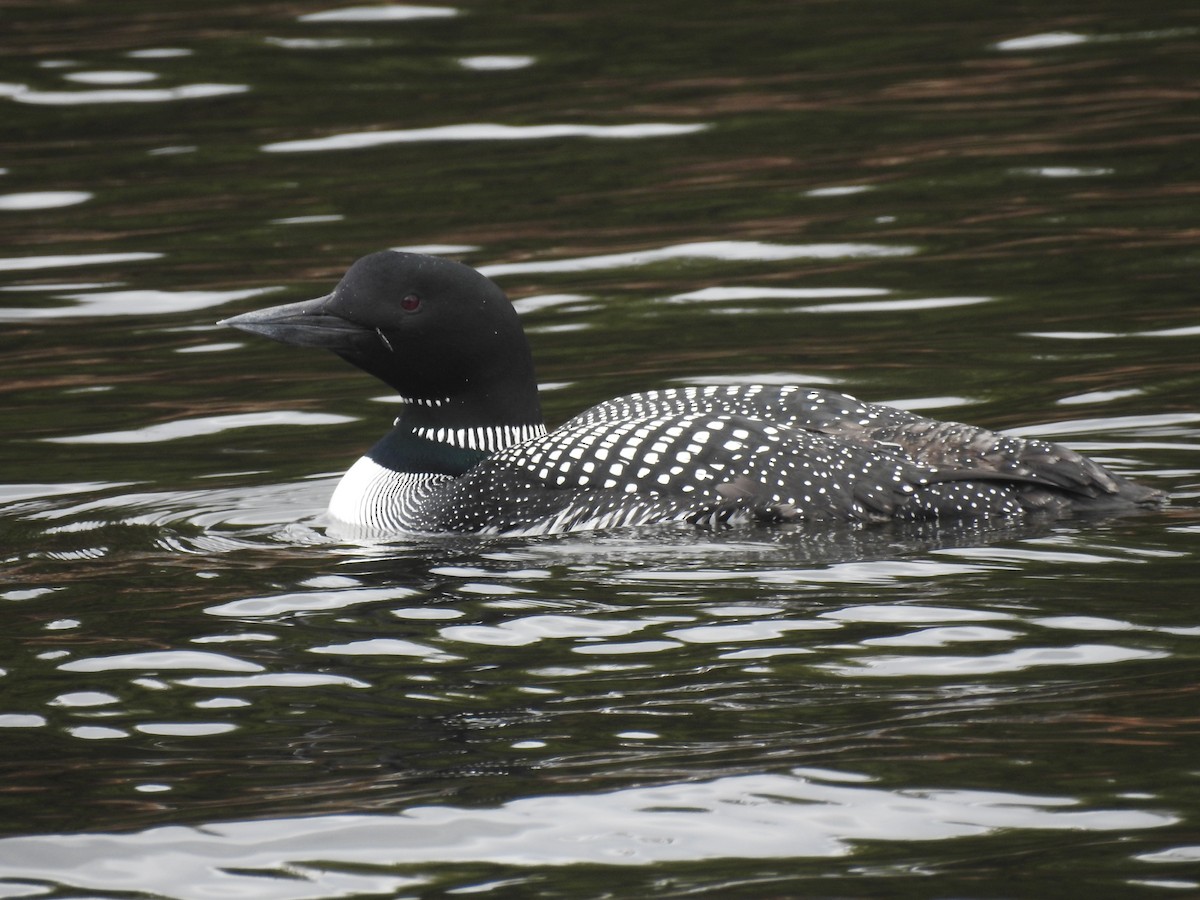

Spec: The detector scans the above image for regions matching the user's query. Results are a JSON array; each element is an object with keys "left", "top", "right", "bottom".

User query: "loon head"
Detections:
[{"left": 222, "top": 251, "right": 542, "bottom": 427}]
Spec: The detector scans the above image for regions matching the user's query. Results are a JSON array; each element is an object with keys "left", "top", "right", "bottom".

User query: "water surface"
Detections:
[{"left": 1, "top": 1, "right": 1198, "bottom": 897}]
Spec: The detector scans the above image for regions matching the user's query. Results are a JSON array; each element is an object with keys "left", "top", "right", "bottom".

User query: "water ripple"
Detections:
[
  {"left": 0, "top": 191, "right": 92, "bottom": 210},
  {"left": 5, "top": 83, "right": 248, "bottom": 105},
  {"left": 264, "top": 122, "right": 707, "bottom": 153},
  {"left": 0, "top": 768, "right": 1173, "bottom": 899},
  {"left": 459, "top": 55, "right": 536, "bottom": 71},
  {"left": 664, "top": 286, "right": 890, "bottom": 303},
  {"left": 0, "top": 251, "right": 159, "bottom": 273},
  {"left": 208, "top": 585, "right": 422, "bottom": 618},
  {"left": 479, "top": 240, "right": 915, "bottom": 277},
  {"left": 823, "top": 644, "right": 1167, "bottom": 678},
  {"left": 64, "top": 70, "right": 159, "bottom": 85},
  {"left": 298, "top": 4, "right": 459, "bottom": 23},
  {"left": 58, "top": 650, "right": 263, "bottom": 674},
  {"left": 0, "top": 285, "right": 273, "bottom": 320},
  {"left": 44, "top": 411, "right": 354, "bottom": 445}
]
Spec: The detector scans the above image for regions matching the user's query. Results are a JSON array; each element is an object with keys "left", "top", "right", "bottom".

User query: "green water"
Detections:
[{"left": 1, "top": 1, "right": 1198, "bottom": 897}]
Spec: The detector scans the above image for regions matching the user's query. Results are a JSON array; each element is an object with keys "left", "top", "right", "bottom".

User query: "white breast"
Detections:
[{"left": 327, "top": 456, "right": 449, "bottom": 532}]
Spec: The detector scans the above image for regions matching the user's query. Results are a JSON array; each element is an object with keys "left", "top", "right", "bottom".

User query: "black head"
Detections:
[{"left": 222, "top": 251, "right": 541, "bottom": 426}]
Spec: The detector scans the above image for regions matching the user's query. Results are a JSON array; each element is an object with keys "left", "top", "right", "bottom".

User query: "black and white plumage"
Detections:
[{"left": 221, "top": 251, "right": 1165, "bottom": 535}]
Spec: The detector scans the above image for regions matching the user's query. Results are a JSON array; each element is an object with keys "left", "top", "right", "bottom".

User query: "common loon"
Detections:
[{"left": 221, "top": 250, "right": 1165, "bottom": 535}]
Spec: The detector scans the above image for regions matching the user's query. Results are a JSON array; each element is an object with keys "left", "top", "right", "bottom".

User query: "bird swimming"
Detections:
[{"left": 221, "top": 250, "right": 1165, "bottom": 535}]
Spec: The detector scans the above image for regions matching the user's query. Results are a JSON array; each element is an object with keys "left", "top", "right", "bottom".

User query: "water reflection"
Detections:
[
  {"left": 0, "top": 251, "right": 159, "bottom": 273},
  {"left": 63, "top": 70, "right": 159, "bottom": 85},
  {"left": 664, "top": 285, "right": 891, "bottom": 302},
  {"left": 823, "top": 643, "right": 1167, "bottom": 678},
  {"left": 0, "top": 767, "right": 1174, "bottom": 899},
  {"left": 0, "top": 285, "right": 272, "bottom": 320},
  {"left": 262, "top": 122, "right": 709, "bottom": 153},
  {"left": 479, "top": 240, "right": 915, "bottom": 277},
  {"left": 5, "top": 82, "right": 248, "bottom": 105},
  {"left": 58, "top": 650, "right": 265, "bottom": 674},
  {"left": 458, "top": 55, "right": 536, "bottom": 71},
  {"left": 126, "top": 48, "right": 193, "bottom": 59},
  {"left": 45, "top": 410, "right": 354, "bottom": 445},
  {"left": 993, "top": 27, "right": 1198, "bottom": 51},
  {"left": 298, "top": 4, "right": 459, "bottom": 24},
  {"left": 0, "top": 190, "right": 91, "bottom": 210},
  {"left": 0, "top": 0, "right": 1197, "bottom": 896},
  {"left": 994, "top": 31, "right": 1093, "bottom": 51}
]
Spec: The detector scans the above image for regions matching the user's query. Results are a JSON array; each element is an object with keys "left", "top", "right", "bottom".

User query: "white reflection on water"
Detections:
[
  {"left": 175, "top": 341, "right": 244, "bottom": 353},
  {"left": 993, "top": 28, "right": 1197, "bottom": 52},
  {"left": 1025, "top": 330, "right": 1120, "bottom": 340},
  {"left": 0, "top": 251, "right": 159, "bottom": 272},
  {"left": 0, "top": 714, "right": 45, "bottom": 728},
  {"left": 625, "top": 558, "right": 991, "bottom": 586},
  {"left": 1138, "top": 845, "right": 1200, "bottom": 863},
  {"left": 264, "top": 37, "right": 375, "bottom": 50},
  {"left": 665, "top": 285, "right": 890, "bottom": 302},
  {"left": 1009, "top": 412, "right": 1200, "bottom": 438},
  {"left": 993, "top": 31, "right": 1090, "bottom": 51},
  {"left": 176, "top": 673, "right": 369, "bottom": 690},
  {"left": 820, "top": 604, "right": 1012, "bottom": 623},
  {"left": 459, "top": 55, "right": 536, "bottom": 70},
  {"left": 1028, "top": 324, "right": 1200, "bottom": 340},
  {"left": 299, "top": 4, "right": 458, "bottom": 23},
  {"left": 1034, "top": 615, "right": 1137, "bottom": 632},
  {"left": 1012, "top": 165, "right": 1113, "bottom": 178},
  {"left": 63, "top": 70, "right": 159, "bottom": 85},
  {"left": 0, "top": 285, "right": 273, "bottom": 320},
  {"left": 44, "top": 411, "right": 353, "bottom": 445},
  {"left": 665, "top": 619, "right": 839, "bottom": 643},
  {"left": 0, "top": 481, "right": 130, "bottom": 504},
  {"left": 1058, "top": 388, "right": 1145, "bottom": 406},
  {"left": 391, "top": 242, "right": 480, "bottom": 255},
  {"left": 263, "top": 122, "right": 708, "bottom": 153},
  {"left": 662, "top": 285, "right": 992, "bottom": 314},
  {"left": 271, "top": 213, "right": 345, "bottom": 225},
  {"left": 0, "top": 768, "right": 1173, "bottom": 899},
  {"left": 4, "top": 83, "right": 248, "bottom": 105},
  {"left": 441, "top": 614, "right": 661, "bottom": 647},
  {"left": 1138, "top": 324, "right": 1200, "bottom": 337},
  {"left": 823, "top": 644, "right": 1166, "bottom": 678},
  {"left": 135, "top": 722, "right": 237, "bottom": 737},
  {"left": 861, "top": 625, "right": 1019, "bottom": 647},
  {"left": 480, "top": 240, "right": 915, "bottom": 277},
  {"left": 208, "top": 585, "right": 422, "bottom": 617},
  {"left": 58, "top": 650, "right": 263, "bottom": 674},
  {"left": 805, "top": 184, "right": 874, "bottom": 196},
  {"left": 0, "top": 190, "right": 92, "bottom": 210},
  {"left": 50, "top": 691, "right": 119, "bottom": 708},
  {"left": 510, "top": 292, "right": 592, "bottom": 314},
  {"left": 797, "top": 295, "right": 991, "bottom": 314},
  {"left": 311, "top": 637, "right": 461, "bottom": 660},
  {"left": 126, "top": 48, "right": 193, "bottom": 59},
  {"left": 9, "top": 479, "right": 336, "bottom": 535}
]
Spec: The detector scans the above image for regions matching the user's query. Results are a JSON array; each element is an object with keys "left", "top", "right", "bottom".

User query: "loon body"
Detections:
[{"left": 222, "top": 251, "right": 1164, "bottom": 535}]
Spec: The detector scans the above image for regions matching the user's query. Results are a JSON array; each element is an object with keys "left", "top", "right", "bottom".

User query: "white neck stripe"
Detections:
[
  {"left": 413, "top": 423, "right": 546, "bottom": 452},
  {"left": 400, "top": 396, "right": 450, "bottom": 408}
]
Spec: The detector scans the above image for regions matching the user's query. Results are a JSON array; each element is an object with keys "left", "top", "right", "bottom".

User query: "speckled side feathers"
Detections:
[{"left": 339, "top": 385, "right": 1162, "bottom": 535}]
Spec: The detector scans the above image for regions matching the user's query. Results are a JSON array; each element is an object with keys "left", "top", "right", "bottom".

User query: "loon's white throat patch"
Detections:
[{"left": 328, "top": 456, "right": 449, "bottom": 531}]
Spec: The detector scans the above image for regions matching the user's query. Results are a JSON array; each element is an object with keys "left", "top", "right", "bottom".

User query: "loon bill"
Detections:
[{"left": 220, "top": 250, "right": 1165, "bottom": 535}]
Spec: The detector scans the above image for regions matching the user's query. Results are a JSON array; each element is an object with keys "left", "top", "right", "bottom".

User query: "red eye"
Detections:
[{"left": 400, "top": 293, "right": 421, "bottom": 312}]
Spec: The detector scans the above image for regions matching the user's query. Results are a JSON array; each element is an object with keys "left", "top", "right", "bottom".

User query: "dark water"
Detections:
[{"left": 2, "top": 1, "right": 1199, "bottom": 896}]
